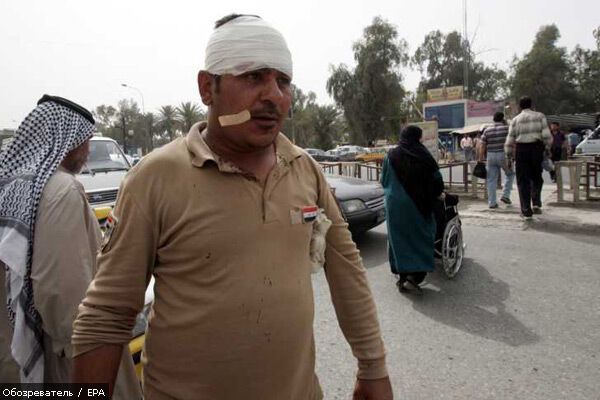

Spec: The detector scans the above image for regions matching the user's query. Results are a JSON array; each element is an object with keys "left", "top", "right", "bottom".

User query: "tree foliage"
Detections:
[
  {"left": 176, "top": 102, "right": 205, "bottom": 133},
  {"left": 569, "top": 26, "right": 600, "bottom": 113},
  {"left": 510, "top": 25, "right": 579, "bottom": 114},
  {"left": 327, "top": 16, "right": 408, "bottom": 145},
  {"left": 412, "top": 30, "right": 507, "bottom": 101},
  {"left": 281, "top": 85, "right": 344, "bottom": 149},
  {"left": 158, "top": 105, "right": 179, "bottom": 142}
]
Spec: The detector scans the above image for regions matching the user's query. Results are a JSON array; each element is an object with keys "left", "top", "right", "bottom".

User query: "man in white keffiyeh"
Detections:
[{"left": 0, "top": 95, "right": 140, "bottom": 398}]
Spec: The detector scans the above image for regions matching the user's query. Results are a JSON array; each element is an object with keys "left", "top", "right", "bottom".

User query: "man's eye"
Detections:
[
  {"left": 246, "top": 73, "right": 261, "bottom": 81},
  {"left": 278, "top": 77, "right": 291, "bottom": 87}
]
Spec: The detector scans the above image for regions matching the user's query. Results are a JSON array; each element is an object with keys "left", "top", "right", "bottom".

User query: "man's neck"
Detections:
[{"left": 204, "top": 126, "right": 277, "bottom": 183}]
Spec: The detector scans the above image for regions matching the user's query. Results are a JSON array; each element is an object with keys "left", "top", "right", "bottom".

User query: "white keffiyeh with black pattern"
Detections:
[{"left": 0, "top": 100, "right": 95, "bottom": 382}]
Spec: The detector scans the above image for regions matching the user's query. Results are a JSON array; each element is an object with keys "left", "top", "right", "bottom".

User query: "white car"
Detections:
[
  {"left": 78, "top": 136, "right": 131, "bottom": 209},
  {"left": 575, "top": 127, "right": 600, "bottom": 155}
]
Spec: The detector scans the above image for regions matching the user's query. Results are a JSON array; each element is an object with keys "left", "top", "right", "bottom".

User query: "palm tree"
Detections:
[
  {"left": 176, "top": 102, "right": 205, "bottom": 132},
  {"left": 143, "top": 112, "right": 157, "bottom": 152},
  {"left": 158, "top": 105, "right": 178, "bottom": 142}
]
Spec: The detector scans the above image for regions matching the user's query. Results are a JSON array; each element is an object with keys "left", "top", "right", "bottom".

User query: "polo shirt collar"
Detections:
[{"left": 185, "top": 121, "right": 303, "bottom": 169}]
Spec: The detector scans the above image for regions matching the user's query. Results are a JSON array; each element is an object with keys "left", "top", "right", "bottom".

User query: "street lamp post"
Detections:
[
  {"left": 121, "top": 83, "right": 145, "bottom": 114},
  {"left": 121, "top": 83, "right": 146, "bottom": 155}
]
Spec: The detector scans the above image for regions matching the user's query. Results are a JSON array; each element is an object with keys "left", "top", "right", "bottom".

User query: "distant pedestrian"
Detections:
[
  {"left": 505, "top": 96, "right": 552, "bottom": 219},
  {"left": 567, "top": 130, "right": 581, "bottom": 156},
  {"left": 480, "top": 112, "right": 515, "bottom": 209},
  {"left": 461, "top": 135, "right": 474, "bottom": 162},
  {"left": 549, "top": 122, "right": 568, "bottom": 182}
]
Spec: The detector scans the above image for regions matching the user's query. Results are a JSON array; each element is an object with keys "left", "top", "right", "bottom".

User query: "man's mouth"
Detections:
[
  {"left": 251, "top": 112, "right": 280, "bottom": 128},
  {"left": 251, "top": 112, "right": 280, "bottom": 122}
]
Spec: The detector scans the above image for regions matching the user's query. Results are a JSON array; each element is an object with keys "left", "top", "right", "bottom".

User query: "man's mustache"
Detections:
[{"left": 250, "top": 104, "right": 283, "bottom": 120}]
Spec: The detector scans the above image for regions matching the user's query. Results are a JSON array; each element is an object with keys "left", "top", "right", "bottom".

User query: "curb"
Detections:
[{"left": 460, "top": 211, "right": 600, "bottom": 235}]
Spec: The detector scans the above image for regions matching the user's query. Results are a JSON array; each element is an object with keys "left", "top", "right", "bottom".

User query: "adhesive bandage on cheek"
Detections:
[{"left": 218, "top": 110, "right": 251, "bottom": 127}]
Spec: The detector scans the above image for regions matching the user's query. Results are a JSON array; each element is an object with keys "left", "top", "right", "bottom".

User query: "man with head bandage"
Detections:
[{"left": 72, "top": 14, "right": 392, "bottom": 400}]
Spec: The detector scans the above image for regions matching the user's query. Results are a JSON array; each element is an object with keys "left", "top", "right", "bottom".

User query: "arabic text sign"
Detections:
[{"left": 427, "top": 86, "right": 464, "bottom": 103}]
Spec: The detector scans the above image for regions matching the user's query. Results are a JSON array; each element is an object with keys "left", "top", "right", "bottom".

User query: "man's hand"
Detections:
[{"left": 353, "top": 377, "right": 393, "bottom": 400}]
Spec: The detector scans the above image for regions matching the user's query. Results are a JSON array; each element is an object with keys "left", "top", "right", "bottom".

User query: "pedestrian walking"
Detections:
[
  {"left": 567, "top": 130, "right": 581, "bottom": 156},
  {"left": 72, "top": 14, "right": 392, "bottom": 400},
  {"left": 505, "top": 97, "right": 552, "bottom": 219},
  {"left": 549, "top": 122, "right": 568, "bottom": 182},
  {"left": 382, "top": 126, "right": 444, "bottom": 293},
  {"left": 0, "top": 96, "right": 140, "bottom": 398},
  {"left": 480, "top": 112, "right": 515, "bottom": 209},
  {"left": 461, "top": 134, "right": 474, "bottom": 161}
]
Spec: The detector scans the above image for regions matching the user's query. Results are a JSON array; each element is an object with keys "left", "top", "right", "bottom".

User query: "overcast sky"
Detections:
[{"left": 1, "top": 0, "right": 598, "bottom": 128}]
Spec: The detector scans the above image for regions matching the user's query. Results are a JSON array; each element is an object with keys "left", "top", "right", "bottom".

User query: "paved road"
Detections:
[{"left": 313, "top": 222, "right": 600, "bottom": 399}]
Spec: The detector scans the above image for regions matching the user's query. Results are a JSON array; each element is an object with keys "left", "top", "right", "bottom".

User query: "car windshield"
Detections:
[{"left": 84, "top": 140, "right": 130, "bottom": 172}]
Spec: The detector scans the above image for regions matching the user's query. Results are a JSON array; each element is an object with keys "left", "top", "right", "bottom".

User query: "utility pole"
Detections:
[{"left": 463, "top": 0, "right": 469, "bottom": 99}]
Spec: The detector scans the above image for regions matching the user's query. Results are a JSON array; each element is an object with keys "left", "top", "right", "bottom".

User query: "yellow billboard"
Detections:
[{"left": 427, "top": 86, "right": 464, "bottom": 103}]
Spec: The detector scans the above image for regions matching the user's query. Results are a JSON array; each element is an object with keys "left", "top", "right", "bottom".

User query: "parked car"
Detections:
[
  {"left": 78, "top": 136, "right": 131, "bottom": 225},
  {"left": 328, "top": 145, "right": 369, "bottom": 161},
  {"left": 355, "top": 146, "right": 395, "bottom": 163},
  {"left": 325, "top": 149, "right": 343, "bottom": 159},
  {"left": 575, "top": 126, "right": 600, "bottom": 155},
  {"left": 304, "top": 148, "right": 339, "bottom": 162},
  {"left": 325, "top": 174, "right": 386, "bottom": 234}
]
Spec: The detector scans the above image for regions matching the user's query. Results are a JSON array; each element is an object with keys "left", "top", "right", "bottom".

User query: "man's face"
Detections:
[
  {"left": 62, "top": 139, "right": 90, "bottom": 173},
  {"left": 200, "top": 68, "right": 292, "bottom": 150},
  {"left": 550, "top": 123, "right": 560, "bottom": 133}
]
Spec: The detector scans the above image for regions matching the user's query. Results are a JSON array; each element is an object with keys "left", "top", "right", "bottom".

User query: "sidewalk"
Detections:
[{"left": 457, "top": 184, "right": 600, "bottom": 235}]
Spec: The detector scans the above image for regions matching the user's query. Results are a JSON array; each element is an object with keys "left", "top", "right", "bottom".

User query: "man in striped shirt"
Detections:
[
  {"left": 505, "top": 97, "right": 552, "bottom": 219},
  {"left": 480, "top": 112, "right": 514, "bottom": 208}
]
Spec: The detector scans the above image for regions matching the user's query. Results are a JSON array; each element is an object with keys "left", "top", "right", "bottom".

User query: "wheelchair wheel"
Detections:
[{"left": 441, "top": 217, "right": 464, "bottom": 278}]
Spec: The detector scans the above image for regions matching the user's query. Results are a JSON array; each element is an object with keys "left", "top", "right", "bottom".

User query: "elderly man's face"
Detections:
[
  {"left": 200, "top": 68, "right": 292, "bottom": 150},
  {"left": 62, "top": 139, "right": 90, "bottom": 173}
]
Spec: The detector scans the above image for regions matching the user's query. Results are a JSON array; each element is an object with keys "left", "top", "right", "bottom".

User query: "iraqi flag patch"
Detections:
[{"left": 301, "top": 206, "right": 319, "bottom": 223}]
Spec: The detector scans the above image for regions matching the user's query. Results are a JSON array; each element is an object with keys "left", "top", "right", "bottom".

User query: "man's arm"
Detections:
[
  {"left": 72, "top": 171, "right": 157, "bottom": 386},
  {"left": 311, "top": 161, "right": 388, "bottom": 380},
  {"left": 72, "top": 345, "right": 122, "bottom": 397},
  {"left": 505, "top": 119, "right": 517, "bottom": 157},
  {"left": 540, "top": 116, "right": 552, "bottom": 150},
  {"left": 478, "top": 131, "right": 488, "bottom": 161}
]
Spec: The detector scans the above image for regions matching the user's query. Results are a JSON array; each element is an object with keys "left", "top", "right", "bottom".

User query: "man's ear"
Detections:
[{"left": 198, "top": 71, "right": 214, "bottom": 106}]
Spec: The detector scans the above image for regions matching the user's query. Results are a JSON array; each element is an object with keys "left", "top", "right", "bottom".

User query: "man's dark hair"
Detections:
[
  {"left": 214, "top": 14, "right": 261, "bottom": 29},
  {"left": 519, "top": 96, "right": 533, "bottom": 110},
  {"left": 493, "top": 112, "right": 504, "bottom": 123},
  {"left": 550, "top": 121, "right": 560, "bottom": 127}
]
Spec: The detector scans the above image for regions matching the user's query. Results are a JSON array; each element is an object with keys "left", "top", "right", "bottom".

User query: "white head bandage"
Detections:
[{"left": 205, "top": 16, "right": 293, "bottom": 79}]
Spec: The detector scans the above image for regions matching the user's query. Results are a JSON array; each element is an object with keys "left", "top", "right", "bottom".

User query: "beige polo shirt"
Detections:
[{"left": 72, "top": 122, "right": 387, "bottom": 400}]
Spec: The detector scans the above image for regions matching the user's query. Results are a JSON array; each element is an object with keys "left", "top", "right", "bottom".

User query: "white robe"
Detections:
[{"left": 0, "top": 167, "right": 141, "bottom": 398}]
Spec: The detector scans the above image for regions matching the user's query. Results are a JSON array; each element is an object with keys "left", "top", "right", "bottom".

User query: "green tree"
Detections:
[
  {"left": 176, "top": 102, "right": 205, "bottom": 132},
  {"left": 310, "top": 105, "right": 341, "bottom": 151},
  {"left": 114, "top": 99, "right": 142, "bottom": 153},
  {"left": 281, "top": 84, "right": 318, "bottom": 148},
  {"left": 93, "top": 105, "right": 117, "bottom": 133},
  {"left": 510, "top": 25, "right": 578, "bottom": 114},
  {"left": 139, "top": 112, "right": 158, "bottom": 153},
  {"left": 569, "top": 26, "right": 600, "bottom": 112},
  {"left": 412, "top": 30, "right": 507, "bottom": 101},
  {"left": 327, "top": 16, "right": 408, "bottom": 145},
  {"left": 158, "top": 105, "right": 179, "bottom": 142}
]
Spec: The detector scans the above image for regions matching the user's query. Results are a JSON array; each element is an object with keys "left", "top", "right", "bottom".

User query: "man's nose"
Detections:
[{"left": 259, "top": 75, "right": 284, "bottom": 103}]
